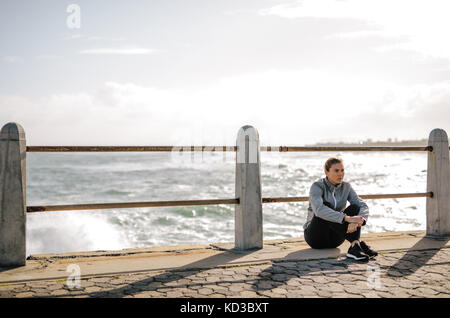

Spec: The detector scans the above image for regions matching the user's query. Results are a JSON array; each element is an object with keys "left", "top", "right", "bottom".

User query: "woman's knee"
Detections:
[{"left": 344, "top": 204, "right": 360, "bottom": 216}]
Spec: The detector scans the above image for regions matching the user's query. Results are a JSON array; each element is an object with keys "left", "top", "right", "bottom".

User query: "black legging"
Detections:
[{"left": 304, "top": 204, "right": 361, "bottom": 249}]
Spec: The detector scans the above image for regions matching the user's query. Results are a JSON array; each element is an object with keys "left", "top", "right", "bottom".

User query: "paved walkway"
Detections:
[{"left": 0, "top": 231, "right": 449, "bottom": 298}]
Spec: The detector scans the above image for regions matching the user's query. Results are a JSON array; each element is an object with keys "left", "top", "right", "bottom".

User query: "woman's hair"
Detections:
[{"left": 324, "top": 157, "right": 343, "bottom": 172}]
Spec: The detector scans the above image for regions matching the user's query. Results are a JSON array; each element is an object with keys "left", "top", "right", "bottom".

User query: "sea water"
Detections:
[{"left": 26, "top": 151, "right": 427, "bottom": 255}]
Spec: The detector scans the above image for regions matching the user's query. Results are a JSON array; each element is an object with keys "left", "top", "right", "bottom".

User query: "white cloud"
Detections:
[
  {"left": 1, "top": 70, "right": 449, "bottom": 145},
  {"left": 78, "top": 48, "right": 159, "bottom": 55},
  {"left": 260, "top": 0, "right": 450, "bottom": 59}
]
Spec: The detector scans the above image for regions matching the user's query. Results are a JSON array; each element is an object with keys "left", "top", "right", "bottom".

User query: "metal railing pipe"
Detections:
[
  {"left": 26, "top": 146, "right": 441, "bottom": 152},
  {"left": 26, "top": 192, "right": 432, "bottom": 212},
  {"left": 27, "top": 198, "right": 240, "bottom": 213}
]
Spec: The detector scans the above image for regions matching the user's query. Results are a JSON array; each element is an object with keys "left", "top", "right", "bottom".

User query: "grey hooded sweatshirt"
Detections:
[{"left": 303, "top": 177, "right": 369, "bottom": 230}]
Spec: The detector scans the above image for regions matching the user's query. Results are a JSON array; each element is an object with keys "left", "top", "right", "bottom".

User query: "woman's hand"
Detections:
[
  {"left": 345, "top": 215, "right": 365, "bottom": 225},
  {"left": 347, "top": 223, "right": 359, "bottom": 233}
]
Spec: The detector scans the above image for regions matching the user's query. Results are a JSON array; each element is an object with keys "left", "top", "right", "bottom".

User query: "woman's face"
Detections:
[{"left": 325, "top": 162, "right": 344, "bottom": 185}]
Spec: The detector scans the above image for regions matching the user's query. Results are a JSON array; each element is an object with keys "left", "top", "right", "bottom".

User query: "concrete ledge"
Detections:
[{"left": 1, "top": 230, "right": 449, "bottom": 284}]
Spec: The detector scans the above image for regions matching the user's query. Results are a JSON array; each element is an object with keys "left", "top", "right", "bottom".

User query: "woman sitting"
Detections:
[{"left": 303, "top": 157, "right": 378, "bottom": 261}]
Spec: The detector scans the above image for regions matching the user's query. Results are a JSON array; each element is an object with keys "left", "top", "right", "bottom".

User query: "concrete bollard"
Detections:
[
  {"left": 426, "top": 128, "right": 450, "bottom": 237},
  {"left": 0, "top": 123, "right": 27, "bottom": 266},
  {"left": 235, "top": 125, "right": 263, "bottom": 250}
]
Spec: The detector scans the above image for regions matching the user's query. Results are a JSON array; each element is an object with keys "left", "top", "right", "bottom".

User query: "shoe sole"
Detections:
[{"left": 346, "top": 253, "right": 369, "bottom": 261}]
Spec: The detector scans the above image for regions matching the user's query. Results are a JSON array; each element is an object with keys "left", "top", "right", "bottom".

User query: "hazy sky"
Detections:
[{"left": 1, "top": 0, "right": 449, "bottom": 146}]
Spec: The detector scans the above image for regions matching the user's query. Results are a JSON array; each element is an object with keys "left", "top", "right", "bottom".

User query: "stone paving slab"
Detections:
[{"left": 0, "top": 231, "right": 449, "bottom": 298}]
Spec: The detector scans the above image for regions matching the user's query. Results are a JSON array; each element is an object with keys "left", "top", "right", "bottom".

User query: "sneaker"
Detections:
[
  {"left": 347, "top": 243, "right": 369, "bottom": 261},
  {"left": 360, "top": 241, "right": 378, "bottom": 258}
]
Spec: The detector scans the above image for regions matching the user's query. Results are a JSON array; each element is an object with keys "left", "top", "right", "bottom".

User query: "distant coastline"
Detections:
[{"left": 307, "top": 138, "right": 449, "bottom": 147}]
